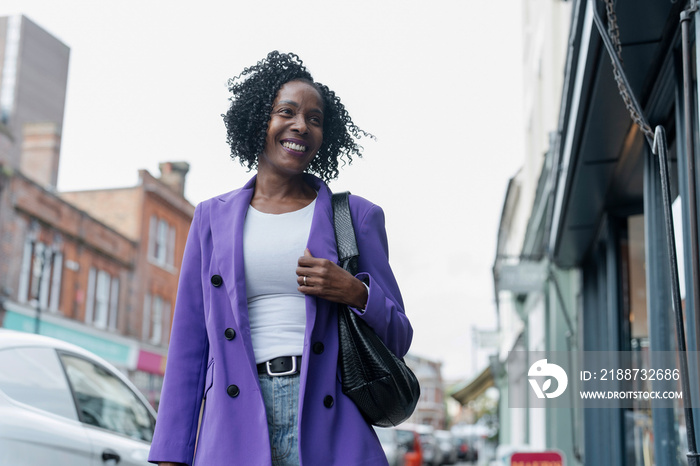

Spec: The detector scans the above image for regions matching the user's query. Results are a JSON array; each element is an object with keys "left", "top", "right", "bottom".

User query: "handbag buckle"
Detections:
[{"left": 266, "top": 356, "right": 298, "bottom": 377}]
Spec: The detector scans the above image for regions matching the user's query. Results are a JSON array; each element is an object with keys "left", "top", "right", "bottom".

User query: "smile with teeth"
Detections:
[{"left": 282, "top": 141, "right": 307, "bottom": 152}]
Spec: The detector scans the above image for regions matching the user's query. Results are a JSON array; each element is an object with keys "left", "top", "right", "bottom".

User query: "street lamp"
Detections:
[{"left": 30, "top": 241, "right": 55, "bottom": 334}]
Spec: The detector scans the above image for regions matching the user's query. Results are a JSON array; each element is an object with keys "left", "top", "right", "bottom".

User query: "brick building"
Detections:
[
  {"left": 405, "top": 354, "right": 447, "bottom": 429},
  {"left": 0, "top": 15, "right": 194, "bottom": 406},
  {"left": 0, "top": 129, "right": 193, "bottom": 406},
  {"left": 61, "top": 163, "right": 194, "bottom": 403}
]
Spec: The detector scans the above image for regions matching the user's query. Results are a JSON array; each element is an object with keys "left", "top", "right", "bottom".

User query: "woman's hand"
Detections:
[
  {"left": 297, "top": 249, "right": 368, "bottom": 309},
  {"left": 157, "top": 463, "right": 185, "bottom": 466}
]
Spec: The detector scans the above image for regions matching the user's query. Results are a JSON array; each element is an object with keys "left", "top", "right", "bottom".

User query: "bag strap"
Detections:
[{"left": 331, "top": 192, "right": 359, "bottom": 276}]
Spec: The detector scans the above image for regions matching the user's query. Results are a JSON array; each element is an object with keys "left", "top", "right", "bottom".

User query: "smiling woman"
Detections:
[
  {"left": 148, "top": 51, "right": 413, "bottom": 466},
  {"left": 222, "top": 51, "right": 372, "bottom": 182}
]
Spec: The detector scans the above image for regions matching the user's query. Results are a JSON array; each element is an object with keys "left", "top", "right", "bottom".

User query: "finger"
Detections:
[
  {"left": 296, "top": 264, "right": 315, "bottom": 278},
  {"left": 304, "top": 248, "right": 313, "bottom": 258},
  {"left": 298, "top": 254, "right": 323, "bottom": 268},
  {"left": 297, "top": 275, "right": 311, "bottom": 287}
]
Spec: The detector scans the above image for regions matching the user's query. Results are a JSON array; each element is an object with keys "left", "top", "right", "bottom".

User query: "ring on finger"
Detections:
[{"left": 303, "top": 276, "right": 307, "bottom": 286}]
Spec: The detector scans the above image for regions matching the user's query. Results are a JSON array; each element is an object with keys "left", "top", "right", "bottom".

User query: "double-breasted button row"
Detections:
[
  {"left": 211, "top": 274, "right": 223, "bottom": 287},
  {"left": 313, "top": 342, "right": 332, "bottom": 408}
]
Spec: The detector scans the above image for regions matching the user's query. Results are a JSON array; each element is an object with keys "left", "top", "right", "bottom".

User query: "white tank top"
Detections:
[{"left": 243, "top": 198, "right": 315, "bottom": 364}]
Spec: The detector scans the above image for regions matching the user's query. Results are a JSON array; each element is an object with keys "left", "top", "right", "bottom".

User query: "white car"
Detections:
[{"left": 0, "top": 329, "right": 156, "bottom": 465}]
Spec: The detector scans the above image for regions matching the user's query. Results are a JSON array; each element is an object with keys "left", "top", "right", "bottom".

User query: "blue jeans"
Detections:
[{"left": 259, "top": 373, "right": 300, "bottom": 466}]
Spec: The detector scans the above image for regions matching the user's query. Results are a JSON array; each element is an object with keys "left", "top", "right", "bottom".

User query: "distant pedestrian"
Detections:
[{"left": 148, "top": 51, "right": 412, "bottom": 466}]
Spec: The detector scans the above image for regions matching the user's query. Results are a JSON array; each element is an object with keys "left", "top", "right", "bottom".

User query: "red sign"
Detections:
[{"left": 511, "top": 451, "right": 564, "bottom": 466}]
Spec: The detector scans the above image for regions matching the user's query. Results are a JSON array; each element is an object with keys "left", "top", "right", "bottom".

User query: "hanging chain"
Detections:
[
  {"left": 605, "top": 0, "right": 623, "bottom": 60},
  {"left": 603, "top": 0, "right": 655, "bottom": 141}
]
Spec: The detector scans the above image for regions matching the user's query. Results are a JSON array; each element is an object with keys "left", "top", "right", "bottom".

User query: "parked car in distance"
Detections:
[
  {"left": 0, "top": 329, "right": 156, "bottom": 466},
  {"left": 434, "top": 429, "right": 458, "bottom": 465},
  {"left": 394, "top": 425, "right": 423, "bottom": 466},
  {"left": 453, "top": 434, "right": 478, "bottom": 463},
  {"left": 412, "top": 423, "right": 440, "bottom": 466},
  {"left": 374, "top": 426, "right": 405, "bottom": 466}
]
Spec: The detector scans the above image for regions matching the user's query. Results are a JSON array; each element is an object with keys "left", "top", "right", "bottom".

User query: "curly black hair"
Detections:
[{"left": 222, "top": 51, "right": 373, "bottom": 182}]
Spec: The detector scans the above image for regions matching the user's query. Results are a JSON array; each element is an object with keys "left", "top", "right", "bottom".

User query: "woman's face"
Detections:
[{"left": 258, "top": 80, "right": 324, "bottom": 178}]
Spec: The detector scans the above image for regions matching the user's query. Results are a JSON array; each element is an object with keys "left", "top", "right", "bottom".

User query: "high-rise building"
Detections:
[{"left": 0, "top": 15, "right": 70, "bottom": 188}]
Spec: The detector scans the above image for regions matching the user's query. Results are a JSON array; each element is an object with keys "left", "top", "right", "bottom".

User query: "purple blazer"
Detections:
[{"left": 148, "top": 175, "right": 413, "bottom": 465}]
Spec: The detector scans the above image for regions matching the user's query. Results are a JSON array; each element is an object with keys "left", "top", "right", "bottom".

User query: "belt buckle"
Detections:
[{"left": 266, "top": 356, "right": 297, "bottom": 377}]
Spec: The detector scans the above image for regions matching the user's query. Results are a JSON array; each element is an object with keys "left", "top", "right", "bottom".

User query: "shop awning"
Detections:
[{"left": 450, "top": 366, "right": 494, "bottom": 405}]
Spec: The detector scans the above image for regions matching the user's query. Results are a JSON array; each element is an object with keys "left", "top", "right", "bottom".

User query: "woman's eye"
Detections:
[{"left": 278, "top": 108, "right": 293, "bottom": 116}]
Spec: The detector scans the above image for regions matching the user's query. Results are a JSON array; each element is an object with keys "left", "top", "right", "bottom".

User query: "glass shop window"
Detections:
[{"left": 621, "top": 208, "right": 687, "bottom": 466}]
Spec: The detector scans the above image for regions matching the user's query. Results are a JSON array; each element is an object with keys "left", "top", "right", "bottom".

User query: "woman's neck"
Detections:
[{"left": 251, "top": 172, "right": 316, "bottom": 214}]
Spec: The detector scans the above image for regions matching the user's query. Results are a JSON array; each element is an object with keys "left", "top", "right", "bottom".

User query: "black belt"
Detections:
[{"left": 257, "top": 356, "right": 301, "bottom": 376}]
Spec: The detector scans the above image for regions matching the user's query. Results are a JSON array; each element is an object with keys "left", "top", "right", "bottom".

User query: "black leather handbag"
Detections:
[{"left": 331, "top": 192, "right": 420, "bottom": 427}]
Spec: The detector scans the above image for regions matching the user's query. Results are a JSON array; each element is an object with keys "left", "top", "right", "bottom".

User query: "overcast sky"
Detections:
[{"left": 2, "top": 0, "right": 525, "bottom": 381}]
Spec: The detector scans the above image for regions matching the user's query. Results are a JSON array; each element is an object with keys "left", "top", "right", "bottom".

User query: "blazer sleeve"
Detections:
[
  {"left": 149, "top": 204, "right": 209, "bottom": 466},
  {"left": 349, "top": 201, "right": 413, "bottom": 358}
]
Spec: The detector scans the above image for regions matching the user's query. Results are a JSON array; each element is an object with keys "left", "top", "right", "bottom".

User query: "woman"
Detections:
[{"left": 148, "top": 51, "right": 413, "bottom": 466}]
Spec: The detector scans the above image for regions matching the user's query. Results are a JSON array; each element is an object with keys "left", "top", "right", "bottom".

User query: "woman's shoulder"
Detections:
[
  {"left": 347, "top": 193, "right": 385, "bottom": 224},
  {"left": 195, "top": 186, "right": 247, "bottom": 209},
  {"left": 347, "top": 193, "right": 376, "bottom": 210},
  {"left": 194, "top": 176, "right": 256, "bottom": 211}
]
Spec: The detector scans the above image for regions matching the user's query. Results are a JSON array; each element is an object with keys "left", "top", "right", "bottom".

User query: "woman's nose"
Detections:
[{"left": 291, "top": 115, "right": 308, "bottom": 134}]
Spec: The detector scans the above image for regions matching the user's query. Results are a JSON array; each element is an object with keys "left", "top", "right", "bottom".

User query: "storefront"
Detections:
[{"left": 545, "top": 0, "right": 699, "bottom": 464}]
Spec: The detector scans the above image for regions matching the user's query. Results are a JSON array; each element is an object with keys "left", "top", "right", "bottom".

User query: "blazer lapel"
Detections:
[
  {"left": 305, "top": 176, "right": 338, "bottom": 264},
  {"left": 210, "top": 176, "right": 256, "bottom": 363},
  {"left": 303, "top": 175, "right": 339, "bottom": 337}
]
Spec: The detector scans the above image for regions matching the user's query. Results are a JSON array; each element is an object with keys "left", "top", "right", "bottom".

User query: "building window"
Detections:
[
  {"left": 109, "top": 279, "right": 119, "bottom": 330},
  {"left": 17, "top": 236, "right": 62, "bottom": 313},
  {"left": 148, "top": 216, "right": 176, "bottom": 269},
  {"left": 142, "top": 293, "right": 171, "bottom": 346},
  {"left": 85, "top": 268, "right": 119, "bottom": 330}
]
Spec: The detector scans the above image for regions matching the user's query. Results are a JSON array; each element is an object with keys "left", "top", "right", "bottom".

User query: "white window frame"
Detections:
[
  {"left": 142, "top": 293, "right": 170, "bottom": 346},
  {"left": 142, "top": 293, "right": 151, "bottom": 341},
  {"left": 148, "top": 215, "right": 176, "bottom": 270},
  {"left": 167, "top": 225, "right": 176, "bottom": 267},
  {"left": 17, "top": 237, "right": 34, "bottom": 304},
  {"left": 93, "top": 271, "right": 110, "bottom": 329},
  {"left": 18, "top": 236, "right": 62, "bottom": 312},
  {"left": 85, "top": 267, "right": 96, "bottom": 324},
  {"left": 150, "top": 296, "right": 163, "bottom": 346},
  {"left": 49, "top": 252, "right": 63, "bottom": 313},
  {"left": 163, "top": 301, "right": 172, "bottom": 345},
  {"left": 155, "top": 220, "right": 168, "bottom": 265},
  {"left": 85, "top": 267, "right": 118, "bottom": 330},
  {"left": 109, "top": 278, "right": 119, "bottom": 330},
  {"left": 38, "top": 244, "right": 52, "bottom": 311}
]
